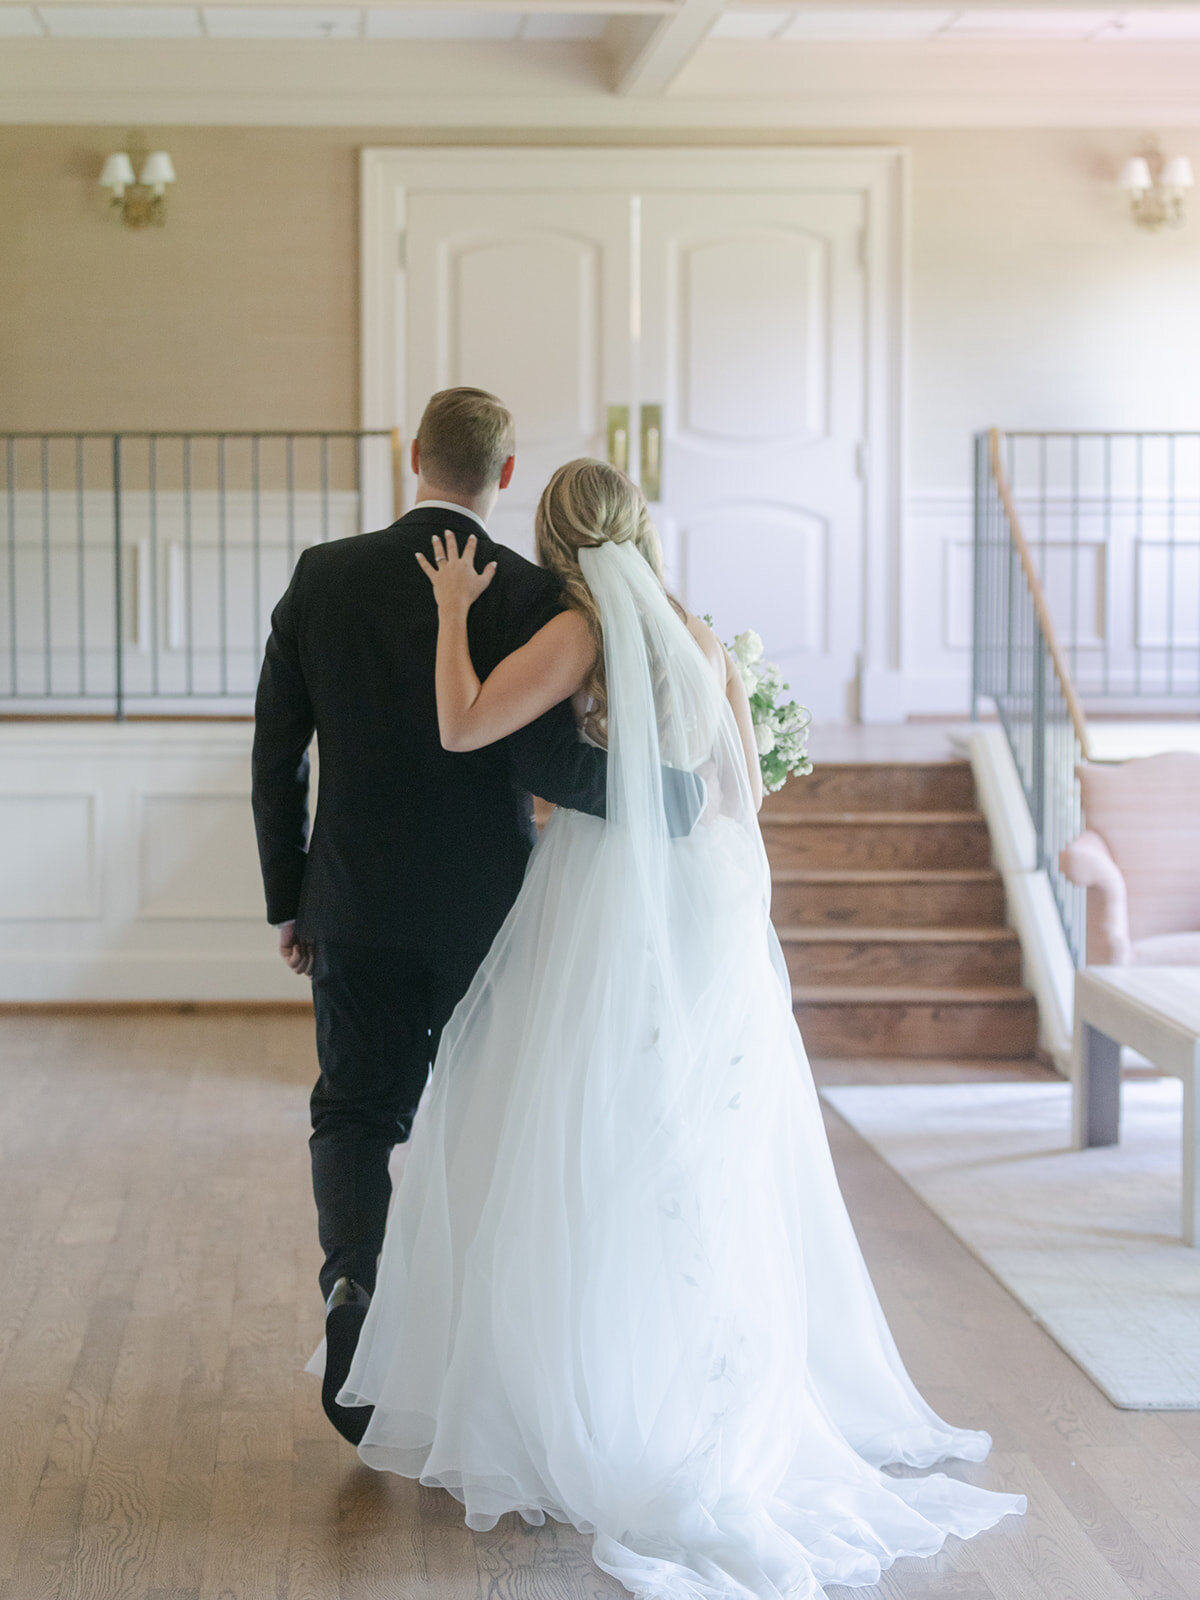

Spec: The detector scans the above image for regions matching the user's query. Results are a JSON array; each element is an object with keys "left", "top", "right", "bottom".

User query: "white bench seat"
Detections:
[{"left": 1073, "top": 967, "right": 1200, "bottom": 1245}]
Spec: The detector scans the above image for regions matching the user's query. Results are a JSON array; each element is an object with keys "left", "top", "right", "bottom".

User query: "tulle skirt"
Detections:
[{"left": 335, "top": 801, "right": 1024, "bottom": 1600}]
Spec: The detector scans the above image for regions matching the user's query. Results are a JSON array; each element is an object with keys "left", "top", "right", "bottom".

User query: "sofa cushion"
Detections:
[
  {"left": 1078, "top": 753, "right": 1200, "bottom": 943},
  {"left": 1134, "top": 932, "right": 1200, "bottom": 966}
]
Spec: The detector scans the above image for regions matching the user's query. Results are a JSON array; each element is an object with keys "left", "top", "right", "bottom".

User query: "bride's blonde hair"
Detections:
[{"left": 535, "top": 458, "right": 670, "bottom": 738}]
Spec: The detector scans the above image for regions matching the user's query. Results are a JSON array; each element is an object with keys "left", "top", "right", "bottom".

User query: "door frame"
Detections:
[{"left": 360, "top": 146, "right": 909, "bottom": 720}]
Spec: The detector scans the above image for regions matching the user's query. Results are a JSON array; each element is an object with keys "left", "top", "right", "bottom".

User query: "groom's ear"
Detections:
[
  {"left": 410, "top": 438, "right": 421, "bottom": 477},
  {"left": 498, "top": 454, "right": 516, "bottom": 491}
]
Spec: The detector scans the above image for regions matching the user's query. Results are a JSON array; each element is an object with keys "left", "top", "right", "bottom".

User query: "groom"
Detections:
[{"left": 251, "top": 387, "right": 609, "bottom": 1444}]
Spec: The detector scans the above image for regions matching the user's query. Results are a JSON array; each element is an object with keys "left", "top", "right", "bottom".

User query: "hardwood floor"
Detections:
[{"left": 1, "top": 1012, "right": 1196, "bottom": 1600}]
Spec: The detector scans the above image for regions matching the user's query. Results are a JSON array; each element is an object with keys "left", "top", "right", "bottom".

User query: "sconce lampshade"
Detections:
[
  {"left": 1118, "top": 157, "right": 1153, "bottom": 194},
  {"left": 1161, "top": 156, "right": 1195, "bottom": 193},
  {"left": 139, "top": 151, "right": 176, "bottom": 189},
  {"left": 99, "top": 152, "right": 137, "bottom": 192}
]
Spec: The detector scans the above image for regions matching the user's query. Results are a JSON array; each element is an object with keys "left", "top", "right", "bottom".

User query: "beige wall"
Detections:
[
  {"left": 0, "top": 126, "right": 359, "bottom": 431},
  {"left": 4, "top": 125, "right": 1200, "bottom": 491}
]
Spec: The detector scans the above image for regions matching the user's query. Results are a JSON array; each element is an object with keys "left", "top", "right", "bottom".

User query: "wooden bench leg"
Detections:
[
  {"left": 1074, "top": 1024, "right": 1121, "bottom": 1149},
  {"left": 1184, "top": 1070, "right": 1199, "bottom": 1249}
]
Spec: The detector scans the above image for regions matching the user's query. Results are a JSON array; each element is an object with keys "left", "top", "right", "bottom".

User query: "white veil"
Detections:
[{"left": 341, "top": 537, "right": 1024, "bottom": 1600}]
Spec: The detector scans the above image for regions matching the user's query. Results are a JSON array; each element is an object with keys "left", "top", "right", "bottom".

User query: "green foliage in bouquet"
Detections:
[{"left": 707, "top": 621, "right": 813, "bottom": 794}]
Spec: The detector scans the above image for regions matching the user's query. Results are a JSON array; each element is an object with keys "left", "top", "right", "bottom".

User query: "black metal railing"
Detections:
[
  {"left": 974, "top": 430, "right": 1088, "bottom": 965},
  {"left": 998, "top": 430, "right": 1200, "bottom": 710},
  {"left": 0, "top": 431, "right": 399, "bottom": 717}
]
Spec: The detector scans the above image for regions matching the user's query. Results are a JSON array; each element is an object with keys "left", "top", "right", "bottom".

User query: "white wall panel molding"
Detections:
[
  {"left": 0, "top": 791, "right": 100, "bottom": 919},
  {"left": 135, "top": 789, "right": 268, "bottom": 919},
  {"left": 902, "top": 488, "right": 972, "bottom": 715},
  {"left": 0, "top": 723, "right": 297, "bottom": 1000}
]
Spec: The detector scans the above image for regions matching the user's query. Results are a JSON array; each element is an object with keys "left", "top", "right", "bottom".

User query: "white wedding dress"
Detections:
[{"left": 337, "top": 540, "right": 1024, "bottom": 1599}]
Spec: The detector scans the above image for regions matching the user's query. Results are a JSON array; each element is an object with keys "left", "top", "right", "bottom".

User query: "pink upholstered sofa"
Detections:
[{"left": 1059, "top": 752, "right": 1200, "bottom": 967}]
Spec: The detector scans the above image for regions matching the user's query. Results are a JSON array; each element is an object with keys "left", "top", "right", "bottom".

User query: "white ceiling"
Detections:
[
  {"left": 712, "top": 7, "right": 1200, "bottom": 41},
  {"left": 6, "top": 1, "right": 1200, "bottom": 40},
  {"left": 0, "top": 2, "right": 613, "bottom": 35}
]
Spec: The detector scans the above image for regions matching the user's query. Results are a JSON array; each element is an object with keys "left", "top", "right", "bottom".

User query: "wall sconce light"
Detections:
[
  {"left": 1118, "top": 143, "right": 1194, "bottom": 231},
  {"left": 99, "top": 133, "right": 175, "bottom": 228}
]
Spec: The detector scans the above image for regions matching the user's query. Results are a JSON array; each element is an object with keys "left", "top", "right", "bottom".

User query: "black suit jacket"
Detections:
[{"left": 251, "top": 506, "right": 608, "bottom": 950}]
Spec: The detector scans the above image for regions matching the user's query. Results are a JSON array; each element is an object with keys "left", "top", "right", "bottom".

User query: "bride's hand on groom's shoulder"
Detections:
[{"left": 415, "top": 532, "right": 498, "bottom": 613}]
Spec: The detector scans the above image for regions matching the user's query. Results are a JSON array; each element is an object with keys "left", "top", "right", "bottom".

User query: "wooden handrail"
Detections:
[
  {"left": 987, "top": 428, "right": 1092, "bottom": 762},
  {"left": 391, "top": 426, "right": 405, "bottom": 522}
]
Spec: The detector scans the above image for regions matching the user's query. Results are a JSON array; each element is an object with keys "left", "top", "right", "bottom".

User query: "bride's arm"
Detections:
[
  {"left": 723, "top": 647, "right": 764, "bottom": 812},
  {"left": 416, "top": 531, "right": 594, "bottom": 752},
  {"left": 684, "top": 613, "right": 763, "bottom": 812}
]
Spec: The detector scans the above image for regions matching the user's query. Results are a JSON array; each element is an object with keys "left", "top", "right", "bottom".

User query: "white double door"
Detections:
[{"left": 397, "top": 158, "right": 874, "bottom": 719}]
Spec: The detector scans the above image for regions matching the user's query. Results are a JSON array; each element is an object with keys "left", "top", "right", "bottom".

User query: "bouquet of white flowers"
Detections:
[{"left": 721, "top": 627, "right": 813, "bottom": 794}]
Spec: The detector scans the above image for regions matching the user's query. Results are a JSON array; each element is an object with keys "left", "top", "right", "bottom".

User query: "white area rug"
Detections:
[{"left": 822, "top": 1081, "right": 1200, "bottom": 1410}]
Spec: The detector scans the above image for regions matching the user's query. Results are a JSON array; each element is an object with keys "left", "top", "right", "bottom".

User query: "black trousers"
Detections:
[{"left": 309, "top": 941, "right": 488, "bottom": 1301}]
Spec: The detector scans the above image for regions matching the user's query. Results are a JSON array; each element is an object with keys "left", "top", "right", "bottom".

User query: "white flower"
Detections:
[
  {"left": 754, "top": 721, "right": 776, "bottom": 756},
  {"left": 733, "top": 629, "right": 764, "bottom": 667},
  {"left": 735, "top": 660, "right": 759, "bottom": 695}
]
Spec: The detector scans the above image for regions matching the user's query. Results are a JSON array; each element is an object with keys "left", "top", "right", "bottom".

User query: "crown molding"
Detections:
[{"left": 3, "top": 38, "right": 1200, "bottom": 125}]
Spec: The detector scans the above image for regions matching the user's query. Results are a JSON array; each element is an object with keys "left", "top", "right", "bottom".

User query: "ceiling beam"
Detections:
[{"left": 607, "top": 0, "right": 723, "bottom": 97}]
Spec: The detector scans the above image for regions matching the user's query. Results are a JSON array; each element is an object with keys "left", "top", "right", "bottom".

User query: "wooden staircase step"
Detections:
[
  {"left": 778, "top": 926, "right": 1023, "bottom": 988},
  {"left": 761, "top": 760, "right": 977, "bottom": 817},
  {"left": 791, "top": 985, "right": 1039, "bottom": 1060},
  {"left": 760, "top": 811, "right": 992, "bottom": 870},
  {"left": 771, "top": 869, "right": 1007, "bottom": 929}
]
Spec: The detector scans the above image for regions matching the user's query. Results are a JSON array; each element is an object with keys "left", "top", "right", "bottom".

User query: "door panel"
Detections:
[
  {"left": 406, "top": 194, "right": 631, "bottom": 561},
  {"left": 677, "top": 229, "right": 828, "bottom": 446},
  {"left": 640, "top": 193, "right": 866, "bottom": 721},
  {"left": 404, "top": 183, "right": 869, "bottom": 719}
]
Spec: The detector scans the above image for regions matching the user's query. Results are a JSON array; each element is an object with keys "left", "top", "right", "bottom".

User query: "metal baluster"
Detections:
[
  {"left": 113, "top": 435, "right": 124, "bottom": 721},
  {"left": 41, "top": 436, "right": 51, "bottom": 695},
  {"left": 1107, "top": 428, "right": 1120, "bottom": 697},
  {"left": 218, "top": 434, "right": 228, "bottom": 697},
  {"left": 252, "top": 435, "right": 262, "bottom": 669},
  {"left": 1167, "top": 432, "right": 1177, "bottom": 695},
  {"left": 356, "top": 433, "right": 364, "bottom": 536},
  {"left": 979, "top": 435, "right": 985, "bottom": 716},
  {"left": 1070, "top": 433, "right": 1079, "bottom": 684},
  {"left": 286, "top": 435, "right": 296, "bottom": 573},
  {"left": 149, "top": 436, "right": 160, "bottom": 698},
  {"left": 1135, "top": 434, "right": 1144, "bottom": 697},
  {"left": 321, "top": 434, "right": 330, "bottom": 544},
  {"left": 1039, "top": 433, "right": 1047, "bottom": 583},
  {"left": 5, "top": 438, "right": 16, "bottom": 697},
  {"left": 184, "top": 436, "right": 194, "bottom": 697},
  {"left": 76, "top": 435, "right": 86, "bottom": 697}
]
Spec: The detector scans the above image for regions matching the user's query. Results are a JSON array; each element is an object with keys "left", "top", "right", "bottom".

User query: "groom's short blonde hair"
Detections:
[{"left": 415, "top": 388, "right": 515, "bottom": 496}]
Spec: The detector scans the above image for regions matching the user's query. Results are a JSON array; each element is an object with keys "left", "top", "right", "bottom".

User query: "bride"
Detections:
[{"left": 338, "top": 458, "right": 1024, "bottom": 1599}]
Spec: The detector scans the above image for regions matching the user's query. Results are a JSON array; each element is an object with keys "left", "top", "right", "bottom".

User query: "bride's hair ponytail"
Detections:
[{"left": 534, "top": 459, "right": 669, "bottom": 739}]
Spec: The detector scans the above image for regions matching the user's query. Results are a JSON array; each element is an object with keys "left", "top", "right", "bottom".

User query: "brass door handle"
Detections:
[
  {"left": 640, "top": 404, "right": 662, "bottom": 502},
  {"left": 607, "top": 405, "right": 629, "bottom": 472}
]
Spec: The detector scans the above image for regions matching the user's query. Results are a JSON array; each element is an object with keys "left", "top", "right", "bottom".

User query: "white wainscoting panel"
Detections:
[
  {"left": 904, "top": 491, "right": 974, "bottom": 715},
  {"left": 0, "top": 723, "right": 302, "bottom": 1001},
  {"left": 137, "top": 792, "right": 267, "bottom": 920},
  {"left": 0, "top": 791, "right": 99, "bottom": 920}
]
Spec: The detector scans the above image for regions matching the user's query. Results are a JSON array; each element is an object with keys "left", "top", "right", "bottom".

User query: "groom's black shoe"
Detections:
[{"left": 322, "top": 1277, "right": 374, "bottom": 1446}]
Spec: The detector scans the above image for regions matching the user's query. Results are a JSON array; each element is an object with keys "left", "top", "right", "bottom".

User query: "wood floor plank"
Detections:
[
  {"left": 1, "top": 1013, "right": 1197, "bottom": 1600},
  {"left": 966, "top": 1453, "right": 1140, "bottom": 1600},
  {"left": 281, "top": 1438, "right": 340, "bottom": 1600},
  {"left": 1075, "top": 1445, "right": 1200, "bottom": 1595},
  {"left": 197, "top": 1460, "right": 291, "bottom": 1600}
]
